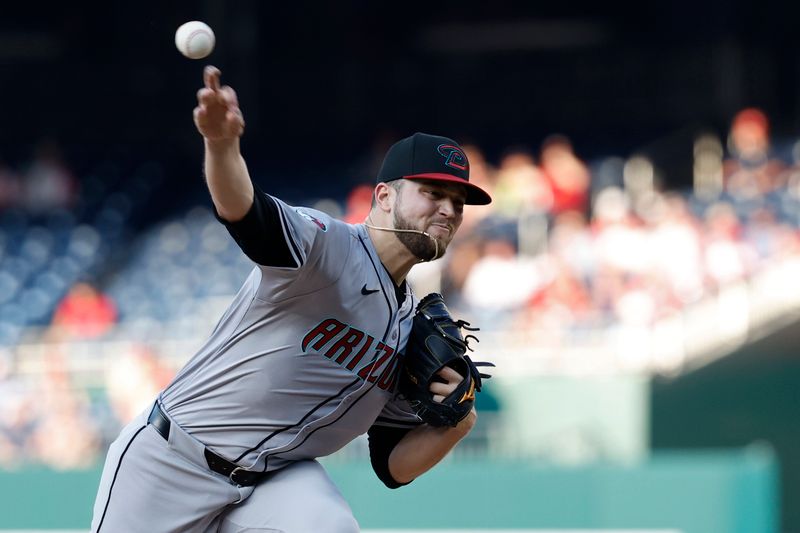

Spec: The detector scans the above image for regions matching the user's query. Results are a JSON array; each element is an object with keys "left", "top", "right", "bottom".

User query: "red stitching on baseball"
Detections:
[{"left": 184, "top": 29, "right": 211, "bottom": 54}]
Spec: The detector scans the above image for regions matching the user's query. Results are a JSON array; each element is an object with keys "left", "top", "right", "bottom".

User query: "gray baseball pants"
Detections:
[{"left": 91, "top": 404, "right": 360, "bottom": 532}]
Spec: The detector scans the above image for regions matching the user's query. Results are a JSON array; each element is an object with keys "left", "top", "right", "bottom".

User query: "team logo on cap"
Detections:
[{"left": 437, "top": 144, "right": 468, "bottom": 171}]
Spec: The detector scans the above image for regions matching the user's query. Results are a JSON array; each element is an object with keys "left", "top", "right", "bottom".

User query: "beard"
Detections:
[{"left": 392, "top": 209, "right": 448, "bottom": 261}]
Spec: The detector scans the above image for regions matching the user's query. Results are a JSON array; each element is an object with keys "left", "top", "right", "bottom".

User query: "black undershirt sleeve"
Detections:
[
  {"left": 367, "top": 425, "right": 414, "bottom": 489},
  {"left": 214, "top": 185, "right": 299, "bottom": 267}
]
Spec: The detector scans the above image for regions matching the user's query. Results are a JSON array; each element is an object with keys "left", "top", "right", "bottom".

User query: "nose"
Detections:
[{"left": 438, "top": 198, "right": 457, "bottom": 218}]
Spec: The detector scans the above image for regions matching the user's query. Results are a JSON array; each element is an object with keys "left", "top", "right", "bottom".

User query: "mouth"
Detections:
[{"left": 428, "top": 223, "right": 452, "bottom": 236}]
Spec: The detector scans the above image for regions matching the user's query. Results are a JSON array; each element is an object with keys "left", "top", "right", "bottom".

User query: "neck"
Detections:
[{"left": 364, "top": 223, "right": 420, "bottom": 285}]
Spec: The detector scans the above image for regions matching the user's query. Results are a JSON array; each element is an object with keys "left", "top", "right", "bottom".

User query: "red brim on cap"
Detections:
[{"left": 402, "top": 173, "right": 492, "bottom": 205}]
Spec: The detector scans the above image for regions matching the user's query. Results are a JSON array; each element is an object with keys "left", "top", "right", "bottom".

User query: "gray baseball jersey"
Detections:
[
  {"left": 161, "top": 198, "right": 420, "bottom": 471},
  {"left": 92, "top": 193, "right": 421, "bottom": 533}
]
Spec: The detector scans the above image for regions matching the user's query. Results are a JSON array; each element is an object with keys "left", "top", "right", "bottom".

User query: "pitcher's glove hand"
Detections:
[{"left": 399, "top": 293, "right": 494, "bottom": 427}]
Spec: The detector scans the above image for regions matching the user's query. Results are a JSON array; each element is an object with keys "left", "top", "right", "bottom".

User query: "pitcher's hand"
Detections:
[
  {"left": 193, "top": 66, "right": 245, "bottom": 143},
  {"left": 429, "top": 366, "right": 465, "bottom": 403}
]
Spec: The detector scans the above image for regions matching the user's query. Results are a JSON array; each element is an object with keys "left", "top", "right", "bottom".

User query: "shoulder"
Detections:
[
  {"left": 272, "top": 201, "right": 365, "bottom": 263},
  {"left": 271, "top": 198, "right": 350, "bottom": 235}
]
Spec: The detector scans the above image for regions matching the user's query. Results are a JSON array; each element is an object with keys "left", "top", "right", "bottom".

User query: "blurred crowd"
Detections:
[
  {"left": 0, "top": 341, "right": 173, "bottom": 470},
  {"left": 391, "top": 109, "right": 799, "bottom": 350},
  {"left": 2, "top": 108, "right": 800, "bottom": 468},
  {"left": 0, "top": 140, "right": 77, "bottom": 214}
]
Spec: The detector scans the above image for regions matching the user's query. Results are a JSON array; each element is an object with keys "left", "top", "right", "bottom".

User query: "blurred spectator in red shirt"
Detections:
[
  {"left": 527, "top": 256, "right": 594, "bottom": 326},
  {"left": 540, "top": 135, "right": 591, "bottom": 215},
  {"left": 723, "top": 108, "right": 786, "bottom": 197},
  {"left": 343, "top": 184, "right": 374, "bottom": 224},
  {"left": 52, "top": 282, "right": 117, "bottom": 339}
]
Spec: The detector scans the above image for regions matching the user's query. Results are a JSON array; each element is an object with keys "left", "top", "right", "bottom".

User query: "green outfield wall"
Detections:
[
  {"left": 652, "top": 320, "right": 800, "bottom": 531},
  {"left": 0, "top": 449, "right": 777, "bottom": 532}
]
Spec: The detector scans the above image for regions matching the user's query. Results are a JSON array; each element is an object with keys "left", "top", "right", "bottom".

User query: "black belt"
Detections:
[{"left": 147, "top": 402, "right": 266, "bottom": 487}]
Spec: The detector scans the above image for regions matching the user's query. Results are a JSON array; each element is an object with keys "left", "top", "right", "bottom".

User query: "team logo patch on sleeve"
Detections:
[{"left": 296, "top": 209, "right": 327, "bottom": 231}]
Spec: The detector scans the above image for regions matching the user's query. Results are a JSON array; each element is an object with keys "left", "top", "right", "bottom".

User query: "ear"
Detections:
[{"left": 373, "top": 182, "right": 394, "bottom": 213}]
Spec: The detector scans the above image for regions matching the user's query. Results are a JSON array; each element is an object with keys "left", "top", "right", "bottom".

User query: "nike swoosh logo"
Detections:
[{"left": 361, "top": 284, "right": 380, "bottom": 295}]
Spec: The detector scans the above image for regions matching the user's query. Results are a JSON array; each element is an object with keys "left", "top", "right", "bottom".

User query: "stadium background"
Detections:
[{"left": 2, "top": 1, "right": 800, "bottom": 531}]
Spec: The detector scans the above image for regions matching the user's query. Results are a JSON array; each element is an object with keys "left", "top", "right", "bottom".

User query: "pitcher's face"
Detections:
[{"left": 391, "top": 179, "right": 466, "bottom": 261}]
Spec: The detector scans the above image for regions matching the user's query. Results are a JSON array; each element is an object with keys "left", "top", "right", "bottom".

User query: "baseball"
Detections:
[{"left": 175, "top": 21, "right": 215, "bottom": 59}]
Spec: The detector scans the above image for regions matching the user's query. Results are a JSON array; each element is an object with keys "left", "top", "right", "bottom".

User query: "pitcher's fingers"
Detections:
[
  {"left": 197, "top": 88, "right": 217, "bottom": 106},
  {"left": 432, "top": 394, "right": 445, "bottom": 403},
  {"left": 225, "top": 109, "right": 244, "bottom": 126},
  {"left": 436, "top": 365, "right": 464, "bottom": 383},
  {"left": 204, "top": 65, "right": 221, "bottom": 91},
  {"left": 219, "top": 85, "right": 239, "bottom": 106},
  {"left": 429, "top": 381, "right": 455, "bottom": 397},
  {"left": 193, "top": 106, "right": 210, "bottom": 128}
]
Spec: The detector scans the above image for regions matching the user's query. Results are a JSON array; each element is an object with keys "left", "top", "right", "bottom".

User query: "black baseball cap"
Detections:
[{"left": 377, "top": 132, "right": 492, "bottom": 205}]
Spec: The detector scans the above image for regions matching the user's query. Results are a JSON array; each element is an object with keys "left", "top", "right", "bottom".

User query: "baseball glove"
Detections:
[{"left": 399, "top": 293, "right": 494, "bottom": 427}]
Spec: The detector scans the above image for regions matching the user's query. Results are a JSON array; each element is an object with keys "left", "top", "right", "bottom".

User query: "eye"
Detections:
[{"left": 423, "top": 188, "right": 443, "bottom": 200}]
